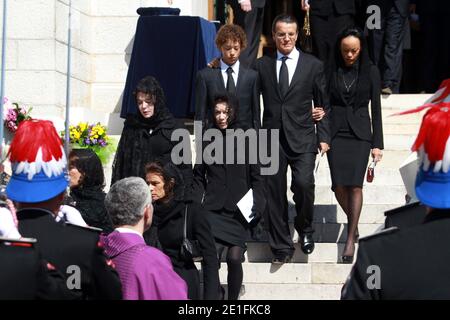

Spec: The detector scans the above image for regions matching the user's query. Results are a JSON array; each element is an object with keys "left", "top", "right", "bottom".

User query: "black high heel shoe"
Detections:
[{"left": 341, "top": 255, "right": 354, "bottom": 264}]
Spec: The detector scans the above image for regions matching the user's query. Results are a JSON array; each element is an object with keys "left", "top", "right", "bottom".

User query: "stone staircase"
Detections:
[{"left": 103, "top": 94, "right": 430, "bottom": 300}]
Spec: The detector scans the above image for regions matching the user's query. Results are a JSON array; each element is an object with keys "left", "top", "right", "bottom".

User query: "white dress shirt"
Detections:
[
  {"left": 220, "top": 59, "right": 240, "bottom": 88},
  {"left": 115, "top": 227, "right": 144, "bottom": 238},
  {"left": 276, "top": 48, "right": 299, "bottom": 86}
]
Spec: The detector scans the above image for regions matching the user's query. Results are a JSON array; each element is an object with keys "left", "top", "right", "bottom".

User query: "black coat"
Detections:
[
  {"left": 155, "top": 201, "right": 220, "bottom": 300},
  {"left": 329, "top": 64, "right": 384, "bottom": 149},
  {"left": 193, "top": 130, "right": 266, "bottom": 215},
  {"left": 195, "top": 64, "right": 261, "bottom": 130},
  {"left": 17, "top": 208, "right": 122, "bottom": 300},
  {"left": 0, "top": 238, "right": 80, "bottom": 300},
  {"left": 69, "top": 186, "right": 113, "bottom": 233},
  {"left": 342, "top": 210, "right": 450, "bottom": 299},
  {"left": 310, "top": 0, "right": 356, "bottom": 16},
  {"left": 111, "top": 114, "right": 193, "bottom": 192},
  {"left": 256, "top": 51, "right": 331, "bottom": 153}
]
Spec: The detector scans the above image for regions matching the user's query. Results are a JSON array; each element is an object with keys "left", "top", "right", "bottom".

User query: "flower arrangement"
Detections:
[
  {"left": 62, "top": 122, "right": 116, "bottom": 165},
  {"left": 3, "top": 97, "right": 33, "bottom": 133}
]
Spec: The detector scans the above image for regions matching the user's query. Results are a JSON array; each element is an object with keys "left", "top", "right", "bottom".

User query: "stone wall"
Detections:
[{"left": 0, "top": 0, "right": 208, "bottom": 132}]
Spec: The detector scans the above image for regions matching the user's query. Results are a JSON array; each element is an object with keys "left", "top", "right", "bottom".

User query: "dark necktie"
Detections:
[
  {"left": 279, "top": 56, "right": 289, "bottom": 97},
  {"left": 226, "top": 67, "right": 236, "bottom": 93}
]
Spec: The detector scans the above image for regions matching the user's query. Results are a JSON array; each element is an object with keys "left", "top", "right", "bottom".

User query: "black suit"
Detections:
[
  {"left": 0, "top": 238, "right": 80, "bottom": 300},
  {"left": 195, "top": 64, "right": 261, "bottom": 130},
  {"left": 17, "top": 208, "right": 122, "bottom": 300},
  {"left": 329, "top": 64, "right": 384, "bottom": 149},
  {"left": 256, "top": 50, "right": 330, "bottom": 256},
  {"left": 366, "top": 0, "right": 410, "bottom": 92},
  {"left": 342, "top": 210, "right": 450, "bottom": 299},
  {"left": 226, "top": 0, "right": 266, "bottom": 68},
  {"left": 309, "top": 0, "right": 356, "bottom": 78}
]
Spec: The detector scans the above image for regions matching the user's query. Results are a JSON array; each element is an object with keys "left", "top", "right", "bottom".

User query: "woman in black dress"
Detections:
[
  {"left": 327, "top": 28, "right": 384, "bottom": 263},
  {"left": 67, "top": 149, "right": 113, "bottom": 233},
  {"left": 145, "top": 162, "right": 220, "bottom": 300},
  {"left": 193, "top": 94, "right": 266, "bottom": 299},
  {"left": 111, "top": 76, "right": 192, "bottom": 189}
]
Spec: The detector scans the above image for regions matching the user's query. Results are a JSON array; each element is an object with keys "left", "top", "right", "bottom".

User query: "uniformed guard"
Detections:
[
  {"left": 5, "top": 120, "right": 122, "bottom": 300},
  {"left": 342, "top": 79, "right": 450, "bottom": 299},
  {"left": 0, "top": 237, "right": 80, "bottom": 299}
]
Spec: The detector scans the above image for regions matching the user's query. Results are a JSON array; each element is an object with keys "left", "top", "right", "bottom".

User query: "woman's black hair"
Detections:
[
  {"left": 69, "top": 149, "right": 105, "bottom": 189},
  {"left": 211, "top": 93, "right": 238, "bottom": 128},
  {"left": 334, "top": 27, "right": 371, "bottom": 71},
  {"left": 145, "top": 161, "right": 185, "bottom": 203}
]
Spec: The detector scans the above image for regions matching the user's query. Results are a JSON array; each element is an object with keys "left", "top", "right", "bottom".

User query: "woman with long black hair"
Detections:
[{"left": 327, "top": 28, "right": 384, "bottom": 263}]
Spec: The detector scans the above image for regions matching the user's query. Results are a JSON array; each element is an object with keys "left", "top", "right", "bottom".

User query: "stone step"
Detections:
[
  {"left": 313, "top": 167, "right": 404, "bottom": 186},
  {"left": 238, "top": 283, "right": 343, "bottom": 300},
  {"left": 313, "top": 204, "right": 395, "bottom": 224},
  {"left": 216, "top": 263, "right": 353, "bottom": 285},
  {"left": 382, "top": 123, "right": 420, "bottom": 135},
  {"left": 379, "top": 94, "right": 432, "bottom": 110},
  {"left": 245, "top": 242, "right": 358, "bottom": 264}
]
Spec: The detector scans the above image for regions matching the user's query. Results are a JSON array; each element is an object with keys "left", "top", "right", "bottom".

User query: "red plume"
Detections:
[{"left": 8, "top": 120, "right": 64, "bottom": 163}]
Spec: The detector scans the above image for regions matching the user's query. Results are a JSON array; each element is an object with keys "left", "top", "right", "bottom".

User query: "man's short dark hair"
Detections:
[{"left": 271, "top": 14, "right": 299, "bottom": 34}]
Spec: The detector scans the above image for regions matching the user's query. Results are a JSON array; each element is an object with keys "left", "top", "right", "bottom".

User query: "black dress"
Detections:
[{"left": 327, "top": 62, "right": 383, "bottom": 190}]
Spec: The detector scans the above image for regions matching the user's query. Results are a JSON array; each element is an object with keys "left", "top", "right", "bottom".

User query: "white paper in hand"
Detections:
[{"left": 237, "top": 189, "right": 254, "bottom": 223}]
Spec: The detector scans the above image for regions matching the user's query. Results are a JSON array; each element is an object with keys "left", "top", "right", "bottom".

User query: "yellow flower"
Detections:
[{"left": 79, "top": 122, "right": 88, "bottom": 133}]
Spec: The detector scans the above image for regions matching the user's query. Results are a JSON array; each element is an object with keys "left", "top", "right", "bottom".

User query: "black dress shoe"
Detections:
[
  {"left": 341, "top": 255, "right": 354, "bottom": 264},
  {"left": 300, "top": 234, "right": 315, "bottom": 255},
  {"left": 271, "top": 255, "right": 292, "bottom": 265}
]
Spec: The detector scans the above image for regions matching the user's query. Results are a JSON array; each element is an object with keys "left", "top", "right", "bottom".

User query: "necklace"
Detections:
[{"left": 342, "top": 73, "right": 357, "bottom": 92}]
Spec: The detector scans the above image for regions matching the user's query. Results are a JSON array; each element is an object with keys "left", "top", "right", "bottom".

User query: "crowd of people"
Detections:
[{"left": 0, "top": 1, "right": 449, "bottom": 300}]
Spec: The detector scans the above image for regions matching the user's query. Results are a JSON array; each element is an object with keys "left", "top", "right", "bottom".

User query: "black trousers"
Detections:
[
  {"left": 310, "top": 12, "right": 354, "bottom": 78},
  {"left": 228, "top": 1, "right": 265, "bottom": 69},
  {"left": 265, "top": 145, "right": 316, "bottom": 255},
  {"left": 368, "top": 5, "right": 407, "bottom": 93}
]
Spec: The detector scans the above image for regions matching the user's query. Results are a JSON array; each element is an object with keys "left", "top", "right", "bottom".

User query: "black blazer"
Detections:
[
  {"left": 365, "top": 0, "right": 410, "bottom": 17},
  {"left": 195, "top": 64, "right": 261, "bottom": 130},
  {"left": 17, "top": 208, "right": 122, "bottom": 300},
  {"left": 342, "top": 210, "right": 450, "bottom": 299},
  {"left": 226, "top": 0, "right": 265, "bottom": 8},
  {"left": 310, "top": 0, "right": 356, "bottom": 16},
  {"left": 329, "top": 64, "right": 384, "bottom": 149},
  {"left": 192, "top": 133, "right": 266, "bottom": 216},
  {"left": 256, "top": 50, "right": 331, "bottom": 153}
]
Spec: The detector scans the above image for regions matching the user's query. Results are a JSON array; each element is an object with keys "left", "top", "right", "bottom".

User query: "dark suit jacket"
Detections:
[
  {"left": 366, "top": 0, "right": 410, "bottom": 17},
  {"left": 310, "top": 0, "right": 356, "bottom": 16},
  {"left": 342, "top": 210, "right": 450, "bottom": 299},
  {"left": 329, "top": 64, "right": 384, "bottom": 149},
  {"left": 17, "top": 208, "right": 122, "bottom": 300},
  {"left": 195, "top": 64, "right": 261, "bottom": 130},
  {"left": 226, "top": 0, "right": 265, "bottom": 8},
  {"left": 256, "top": 50, "right": 331, "bottom": 153}
]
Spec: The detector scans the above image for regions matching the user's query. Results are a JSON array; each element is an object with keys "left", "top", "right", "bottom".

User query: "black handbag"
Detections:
[
  {"left": 299, "top": 9, "right": 313, "bottom": 53},
  {"left": 180, "top": 205, "right": 203, "bottom": 262}
]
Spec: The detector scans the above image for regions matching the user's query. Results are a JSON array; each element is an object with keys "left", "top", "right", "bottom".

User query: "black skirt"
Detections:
[
  {"left": 207, "top": 209, "right": 248, "bottom": 249},
  {"left": 327, "top": 130, "right": 371, "bottom": 191}
]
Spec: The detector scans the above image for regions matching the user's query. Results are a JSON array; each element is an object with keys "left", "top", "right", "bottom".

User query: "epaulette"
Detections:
[
  {"left": 0, "top": 236, "right": 37, "bottom": 247},
  {"left": 359, "top": 227, "right": 400, "bottom": 242},
  {"left": 64, "top": 222, "right": 103, "bottom": 233},
  {"left": 384, "top": 201, "right": 421, "bottom": 216}
]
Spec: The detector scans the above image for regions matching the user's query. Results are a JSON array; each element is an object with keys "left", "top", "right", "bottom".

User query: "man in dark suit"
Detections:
[
  {"left": 342, "top": 85, "right": 450, "bottom": 299},
  {"left": 195, "top": 24, "right": 260, "bottom": 130},
  {"left": 226, "top": 0, "right": 266, "bottom": 68},
  {"left": 366, "top": 0, "right": 410, "bottom": 94},
  {"left": 5, "top": 120, "right": 122, "bottom": 300},
  {"left": 301, "top": 0, "right": 356, "bottom": 77},
  {"left": 256, "top": 14, "right": 330, "bottom": 264}
]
